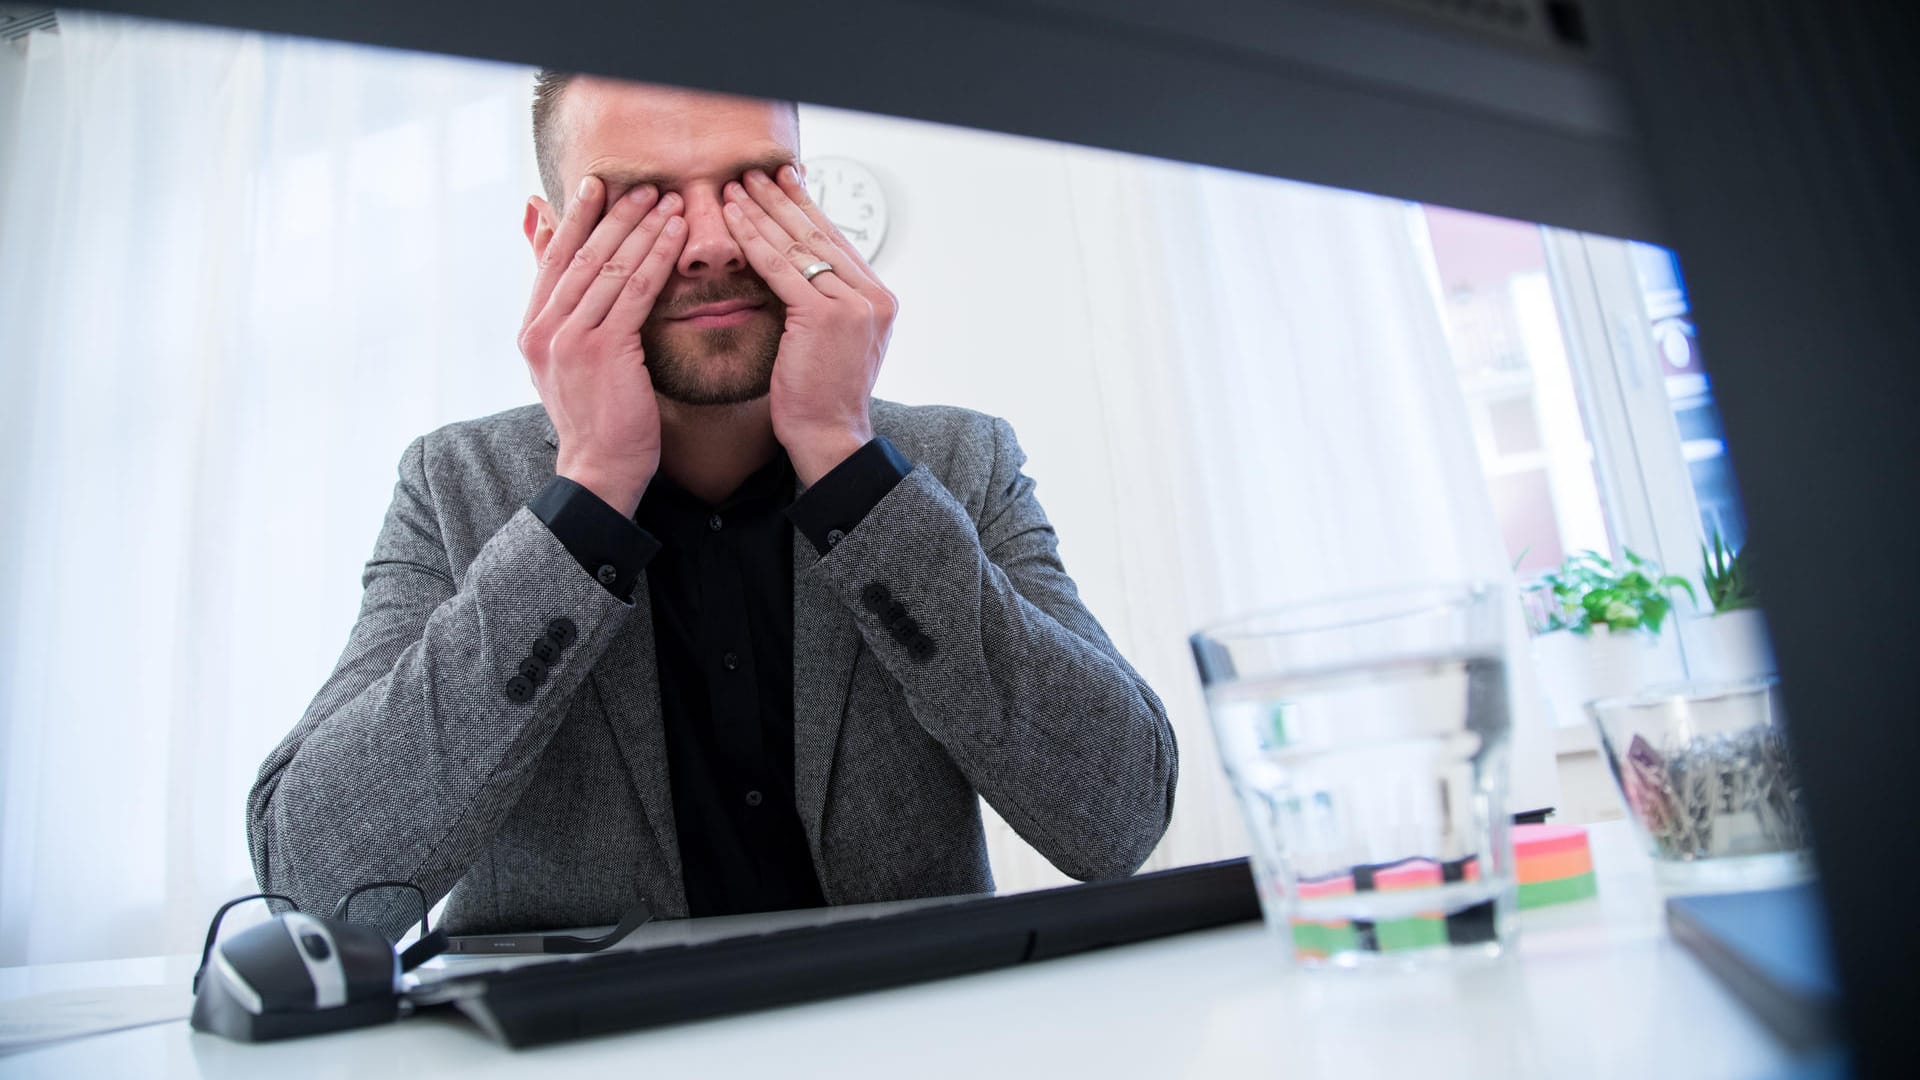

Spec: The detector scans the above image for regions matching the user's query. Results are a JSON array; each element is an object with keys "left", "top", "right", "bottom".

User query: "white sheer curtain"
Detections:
[
  {"left": 0, "top": 13, "right": 1553, "bottom": 964},
  {"left": 0, "top": 13, "right": 543, "bottom": 964}
]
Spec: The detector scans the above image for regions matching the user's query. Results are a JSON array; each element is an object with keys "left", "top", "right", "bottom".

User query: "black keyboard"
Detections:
[{"left": 419, "top": 857, "right": 1259, "bottom": 1048}]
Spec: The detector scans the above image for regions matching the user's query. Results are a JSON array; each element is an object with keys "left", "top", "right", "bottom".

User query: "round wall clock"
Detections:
[{"left": 802, "top": 155, "right": 889, "bottom": 263}]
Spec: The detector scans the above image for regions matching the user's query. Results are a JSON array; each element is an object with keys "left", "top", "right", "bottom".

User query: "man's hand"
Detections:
[
  {"left": 722, "top": 166, "right": 897, "bottom": 486},
  {"left": 519, "top": 175, "right": 688, "bottom": 517}
]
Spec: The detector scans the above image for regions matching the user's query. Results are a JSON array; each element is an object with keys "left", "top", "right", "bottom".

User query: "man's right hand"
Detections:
[{"left": 518, "top": 175, "right": 688, "bottom": 518}]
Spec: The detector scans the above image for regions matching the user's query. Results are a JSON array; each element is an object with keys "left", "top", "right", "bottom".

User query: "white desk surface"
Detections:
[{"left": 0, "top": 822, "right": 1796, "bottom": 1079}]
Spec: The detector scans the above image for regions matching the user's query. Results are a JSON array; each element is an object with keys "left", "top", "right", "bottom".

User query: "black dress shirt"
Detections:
[{"left": 528, "top": 437, "right": 912, "bottom": 917}]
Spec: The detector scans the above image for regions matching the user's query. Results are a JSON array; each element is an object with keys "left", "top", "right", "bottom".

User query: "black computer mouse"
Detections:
[{"left": 191, "top": 911, "right": 404, "bottom": 1041}]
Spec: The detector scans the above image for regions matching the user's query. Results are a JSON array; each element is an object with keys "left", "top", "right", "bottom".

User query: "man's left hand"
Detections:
[{"left": 722, "top": 166, "right": 896, "bottom": 486}]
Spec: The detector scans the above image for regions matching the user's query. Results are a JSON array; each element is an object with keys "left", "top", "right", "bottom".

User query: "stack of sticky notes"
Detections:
[
  {"left": 1286, "top": 828, "right": 1595, "bottom": 960},
  {"left": 1288, "top": 857, "right": 1492, "bottom": 959},
  {"left": 1371, "top": 860, "right": 1450, "bottom": 951},
  {"left": 1288, "top": 874, "right": 1357, "bottom": 960},
  {"left": 1514, "top": 823, "right": 1598, "bottom": 908}
]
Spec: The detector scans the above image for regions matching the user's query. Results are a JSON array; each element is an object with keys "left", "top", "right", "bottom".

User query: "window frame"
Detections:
[{"left": 1539, "top": 228, "right": 1712, "bottom": 682}]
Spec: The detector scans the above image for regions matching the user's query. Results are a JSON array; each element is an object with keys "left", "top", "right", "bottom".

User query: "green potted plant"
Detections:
[
  {"left": 1522, "top": 548, "right": 1695, "bottom": 727},
  {"left": 1525, "top": 548, "right": 1697, "bottom": 636},
  {"left": 1688, "top": 529, "right": 1775, "bottom": 679}
]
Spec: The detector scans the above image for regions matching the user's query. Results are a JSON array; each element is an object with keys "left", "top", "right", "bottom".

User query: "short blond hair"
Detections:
[{"left": 531, "top": 69, "right": 799, "bottom": 210}]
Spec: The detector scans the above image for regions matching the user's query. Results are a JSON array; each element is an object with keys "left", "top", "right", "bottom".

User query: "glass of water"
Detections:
[{"left": 1191, "top": 583, "right": 1517, "bottom": 969}]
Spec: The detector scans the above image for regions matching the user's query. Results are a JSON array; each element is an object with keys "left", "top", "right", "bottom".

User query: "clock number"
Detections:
[{"left": 801, "top": 156, "right": 884, "bottom": 263}]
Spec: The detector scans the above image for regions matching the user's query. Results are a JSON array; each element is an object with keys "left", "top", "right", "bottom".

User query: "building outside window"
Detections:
[{"left": 1630, "top": 242, "right": 1747, "bottom": 552}]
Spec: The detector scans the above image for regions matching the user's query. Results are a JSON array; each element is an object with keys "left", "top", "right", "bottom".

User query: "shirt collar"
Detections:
[{"left": 638, "top": 450, "right": 796, "bottom": 527}]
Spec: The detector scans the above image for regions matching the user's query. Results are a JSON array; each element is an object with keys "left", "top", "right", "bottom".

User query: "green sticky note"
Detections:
[
  {"left": 1376, "top": 916, "right": 1449, "bottom": 951},
  {"left": 1517, "top": 871, "right": 1598, "bottom": 909},
  {"left": 1321, "top": 922, "right": 1358, "bottom": 954},
  {"left": 1290, "top": 920, "right": 1359, "bottom": 958}
]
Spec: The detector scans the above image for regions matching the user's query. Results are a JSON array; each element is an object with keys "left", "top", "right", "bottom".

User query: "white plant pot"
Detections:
[
  {"left": 1530, "top": 626, "right": 1686, "bottom": 728},
  {"left": 1686, "top": 608, "right": 1778, "bottom": 682}
]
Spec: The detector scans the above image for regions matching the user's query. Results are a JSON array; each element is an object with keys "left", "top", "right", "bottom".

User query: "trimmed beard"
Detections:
[{"left": 638, "top": 305, "right": 784, "bottom": 406}]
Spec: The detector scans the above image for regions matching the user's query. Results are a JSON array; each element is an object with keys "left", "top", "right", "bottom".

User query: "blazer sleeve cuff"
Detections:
[
  {"left": 528, "top": 475, "right": 662, "bottom": 602},
  {"left": 786, "top": 436, "right": 913, "bottom": 556}
]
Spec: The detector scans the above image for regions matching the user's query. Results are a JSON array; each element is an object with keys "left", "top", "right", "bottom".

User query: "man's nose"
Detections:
[{"left": 675, "top": 187, "right": 746, "bottom": 280}]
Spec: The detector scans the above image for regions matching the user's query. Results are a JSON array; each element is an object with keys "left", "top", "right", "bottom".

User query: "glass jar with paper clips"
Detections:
[
  {"left": 1190, "top": 583, "right": 1518, "bottom": 969},
  {"left": 1587, "top": 677, "right": 1814, "bottom": 893}
]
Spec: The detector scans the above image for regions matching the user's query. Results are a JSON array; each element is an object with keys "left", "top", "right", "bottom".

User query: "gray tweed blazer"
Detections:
[{"left": 247, "top": 399, "right": 1178, "bottom": 937}]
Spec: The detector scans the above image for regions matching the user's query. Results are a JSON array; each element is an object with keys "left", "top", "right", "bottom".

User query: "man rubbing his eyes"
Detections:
[{"left": 247, "top": 74, "right": 1178, "bottom": 938}]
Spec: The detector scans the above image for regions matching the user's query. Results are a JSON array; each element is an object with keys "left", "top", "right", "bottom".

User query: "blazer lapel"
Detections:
[
  {"left": 534, "top": 409, "right": 684, "bottom": 902},
  {"left": 792, "top": 537, "right": 862, "bottom": 875},
  {"left": 591, "top": 580, "right": 685, "bottom": 903}
]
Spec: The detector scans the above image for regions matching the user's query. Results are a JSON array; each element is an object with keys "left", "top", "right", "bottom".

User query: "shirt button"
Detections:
[
  {"left": 745, "top": 790, "right": 763, "bottom": 807},
  {"left": 722, "top": 651, "right": 739, "bottom": 671},
  {"left": 708, "top": 513, "right": 723, "bottom": 532},
  {"left": 826, "top": 528, "right": 845, "bottom": 547},
  {"left": 595, "top": 564, "right": 618, "bottom": 586}
]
